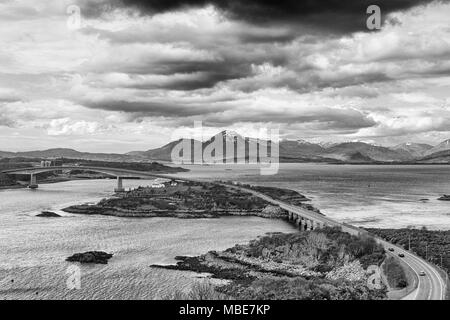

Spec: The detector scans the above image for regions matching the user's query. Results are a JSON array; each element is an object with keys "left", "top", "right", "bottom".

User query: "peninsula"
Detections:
[{"left": 62, "top": 180, "right": 294, "bottom": 219}]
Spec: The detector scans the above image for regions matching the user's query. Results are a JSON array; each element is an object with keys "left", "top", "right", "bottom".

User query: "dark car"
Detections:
[
  {"left": 388, "top": 248, "right": 394, "bottom": 252},
  {"left": 398, "top": 253, "right": 405, "bottom": 258}
]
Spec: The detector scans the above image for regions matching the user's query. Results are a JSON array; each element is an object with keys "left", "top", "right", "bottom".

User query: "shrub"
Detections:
[
  {"left": 164, "top": 281, "right": 230, "bottom": 300},
  {"left": 383, "top": 256, "right": 408, "bottom": 289}
]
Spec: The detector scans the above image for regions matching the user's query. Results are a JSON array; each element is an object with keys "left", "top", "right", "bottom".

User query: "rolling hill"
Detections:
[
  {"left": 425, "top": 139, "right": 450, "bottom": 156},
  {"left": 392, "top": 143, "right": 433, "bottom": 158},
  {"left": 323, "top": 142, "right": 412, "bottom": 162},
  {"left": 2, "top": 135, "right": 450, "bottom": 164}
]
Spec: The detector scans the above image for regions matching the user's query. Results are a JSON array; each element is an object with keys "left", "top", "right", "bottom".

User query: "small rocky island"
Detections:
[
  {"left": 66, "top": 251, "right": 113, "bottom": 264},
  {"left": 62, "top": 180, "right": 309, "bottom": 219},
  {"left": 36, "top": 211, "right": 61, "bottom": 217}
]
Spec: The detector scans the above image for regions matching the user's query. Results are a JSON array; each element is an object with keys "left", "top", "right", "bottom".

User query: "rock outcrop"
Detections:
[
  {"left": 66, "top": 251, "right": 113, "bottom": 264},
  {"left": 37, "top": 211, "right": 61, "bottom": 217}
]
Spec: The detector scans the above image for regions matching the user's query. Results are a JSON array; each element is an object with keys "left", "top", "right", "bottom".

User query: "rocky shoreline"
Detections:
[
  {"left": 155, "top": 228, "right": 387, "bottom": 300},
  {"left": 62, "top": 204, "right": 288, "bottom": 219}
]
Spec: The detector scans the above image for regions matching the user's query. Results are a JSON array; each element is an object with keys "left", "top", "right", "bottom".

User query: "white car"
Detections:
[{"left": 419, "top": 271, "right": 426, "bottom": 276}]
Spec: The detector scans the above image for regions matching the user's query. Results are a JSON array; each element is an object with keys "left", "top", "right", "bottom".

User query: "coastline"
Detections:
[
  {"left": 56, "top": 178, "right": 445, "bottom": 300},
  {"left": 154, "top": 227, "right": 388, "bottom": 300},
  {"left": 1, "top": 171, "right": 447, "bottom": 300}
]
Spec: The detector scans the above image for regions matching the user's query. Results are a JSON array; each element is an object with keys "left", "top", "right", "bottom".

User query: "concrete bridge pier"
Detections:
[
  {"left": 303, "top": 219, "right": 309, "bottom": 230},
  {"left": 114, "top": 176, "right": 125, "bottom": 192},
  {"left": 298, "top": 217, "right": 303, "bottom": 230},
  {"left": 288, "top": 211, "right": 294, "bottom": 221},
  {"left": 28, "top": 174, "right": 38, "bottom": 189},
  {"left": 300, "top": 218, "right": 307, "bottom": 231},
  {"left": 304, "top": 219, "right": 311, "bottom": 231}
]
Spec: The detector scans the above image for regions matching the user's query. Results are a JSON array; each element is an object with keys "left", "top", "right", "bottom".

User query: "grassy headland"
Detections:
[{"left": 156, "top": 227, "right": 387, "bottom": 300}]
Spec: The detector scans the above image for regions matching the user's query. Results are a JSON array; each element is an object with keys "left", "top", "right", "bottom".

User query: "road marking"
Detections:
[{"left": 420, "top": 256, "right": 445, "bottom": 300}]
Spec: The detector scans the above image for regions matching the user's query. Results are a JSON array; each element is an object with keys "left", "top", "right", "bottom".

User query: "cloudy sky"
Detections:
[{"left": 0, "top": 0, "right": 449, "bottom": 152}]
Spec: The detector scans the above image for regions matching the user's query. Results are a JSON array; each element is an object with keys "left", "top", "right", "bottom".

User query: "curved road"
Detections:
[
  {"left": 227, "top": 184, "right": 446, "bottom": 300},
  {"left": 1, "top": 166, "right": 447, "bottom": 300},
  {"left": 377, "top": 239, "right": 446, "bottom": 300}
]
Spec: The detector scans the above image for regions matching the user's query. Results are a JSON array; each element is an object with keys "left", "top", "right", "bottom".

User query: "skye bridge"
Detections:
[
  {"left": 1, "top": 165, "right": 362, "bottom": 234},
  {"left": 0, "top": 165, "right": 446, "bottom": 299},
  {"left": 1, "top": 166, "right": 175, "bottom": 192}
]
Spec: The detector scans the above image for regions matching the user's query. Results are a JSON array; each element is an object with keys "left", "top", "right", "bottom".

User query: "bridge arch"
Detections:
[{"left": 0, "top": 166, "right": 166, "bottom": 191}]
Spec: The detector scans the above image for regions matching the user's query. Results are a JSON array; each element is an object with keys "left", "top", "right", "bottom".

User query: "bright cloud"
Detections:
[{"left": 0, "top": 0, "right": 449, "bottom": 151}]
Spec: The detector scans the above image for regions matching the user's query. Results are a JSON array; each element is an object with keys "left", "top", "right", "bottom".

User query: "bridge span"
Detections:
[{"left": 1, "top": 166, "right": 175, "bottom": 192}]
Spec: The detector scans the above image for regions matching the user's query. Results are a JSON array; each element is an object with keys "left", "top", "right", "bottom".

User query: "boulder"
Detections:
[
  {"left": 261, "top": 205, "right": 287, "bottom": 218},
  {"left": 66, "top": 251, "right": 113, "bottom": 264},
  {"left": 37, "top": 211, "right": 61, "bottom": 217}
]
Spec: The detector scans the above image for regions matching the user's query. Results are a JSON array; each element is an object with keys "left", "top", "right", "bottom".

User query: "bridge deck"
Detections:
[{"left": 1, "top": 166, "right": 172, "bottom": 179}]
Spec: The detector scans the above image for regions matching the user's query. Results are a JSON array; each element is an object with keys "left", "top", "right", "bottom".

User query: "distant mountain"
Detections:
[
  {"left": 392, "top": 143, "right": 433, "bottom": 158},
  {"left": 279, "top": 139, "right": 325, "bottom": 158},
  {"left": 129, "top": 131, "right": 265, "bottom": 163},
  {"left": 128, "top": 131, "right": 252, "bottom": 162},
  {"left": 0, "top": 148, "right": 138, "bottom": 162},
  {"left": 0, "top": 151, "right": 15, "bottom": 158},
  {"left": 418, "top": 149, "right": 450, "bottom": 163},
  {"left": 347, "top": 151, "right": 375, "bottom": 163},
  {"left": 130, "top": 133, "right": 406, "bottom": 163},
  {"left": 127, "top": 139, "right": 191, "bottom": 162},
  {"left": 318, "top": 141, "right": 338, "bottom": 148},
  {"left": 2, "top": 137, "right": 450, "bottom": 164},
  {"left": 323, "top": 142, "right": 412, "bottom": 162},
  {"left": 425, "top": 139, "right": 450, "bottom": 156}
]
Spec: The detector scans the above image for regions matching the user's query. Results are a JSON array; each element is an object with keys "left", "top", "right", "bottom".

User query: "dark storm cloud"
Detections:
[
  {"left": 228, "top": 70, "right": 392, "bottom": 94},
  {"left": 80, "top": 99, "right": 233, "bottom": 117},
  {"left": 80, "top": 97, "right": 377, "bottom": 133},
  {"left": 0, "top": 97, "right": 20, "bottom": 103},
  {"left": 201, "top": 105, "right": 377, "bottom": 130},
  {"left": 79, "top": 0, "right": 438, "bottom": 33},
  {"left": 79, "top": 27, "right": 290, "bottom": 90},
  {"left": 81, "top": 23, "right": 298, "bottom": 45},
  {"left": 129, "top": 72, "right": 246, "bottom": 91},
  {"left": 83, "top": 58, "right": 255, "bottom": 90}
]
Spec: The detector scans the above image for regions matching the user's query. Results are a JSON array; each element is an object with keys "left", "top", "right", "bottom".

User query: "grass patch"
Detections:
[{"left": 383, "top": 256, "right": 408, "bottom": 289}]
